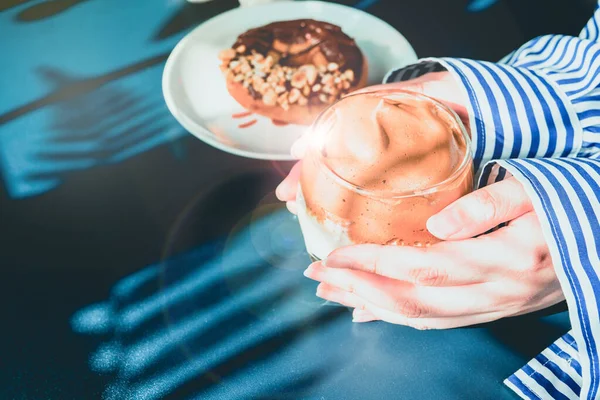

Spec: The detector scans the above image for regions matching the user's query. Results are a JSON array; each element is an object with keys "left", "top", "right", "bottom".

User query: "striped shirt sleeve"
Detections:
[
  {"left": 384, "top": 2, "right": 600, "bottom": 399},
  {"left": 480, "top": 159, "right": 600, "bottom": 400},
  {"left": 505, "top": 331, "right": 583, "bottom": 400}
]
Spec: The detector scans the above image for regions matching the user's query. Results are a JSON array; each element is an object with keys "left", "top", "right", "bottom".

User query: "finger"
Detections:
[
  {"left": 316, "top": 283, "right": 507, "bottom": 330},
  {"left": 426, "top": 177, "right": 533, "bottom": 240},
  {"left": 306, "top": 262, "right": 500, "bottom": 317},
  {"left": 286, "top": 201, "right": 297, "bottom": 215},
  {"left": 310, "top": 264, "right": 416, "bottom": 314},
  {"left": 275, "top": 161, "right": 302, "bottom": 202},
  {"left": 363, "top": 301, "right": 507, "bottom": 330},
  {"left": 352, "top": 309, "right": 379, "bottom": 323},
  {"left": 325, "top": 243, "right": 489, "bottom": 286},
  {"left": 291, "top": 135, "right": 310, "bottom": 159},
  {"left": 316, "top": 283, "right": 363, "bottom": 309}
]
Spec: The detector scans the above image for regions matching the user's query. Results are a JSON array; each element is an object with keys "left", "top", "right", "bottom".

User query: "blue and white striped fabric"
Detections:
[{"left": 386, "top": 2, "right": 600, "bottom": 399}]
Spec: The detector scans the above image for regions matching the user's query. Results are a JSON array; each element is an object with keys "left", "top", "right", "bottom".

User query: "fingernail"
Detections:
[
  {"left": 426, "top": 211, "right": 460, "bottom": 239},
  {"left": 303, "top": 262, "right": 320, "bottom": 280},
  {"left": 323, "top": 252, "right": 353, "bottom": 269},
  {"left": 315, "top": 283, "right": 325, "bottom": 298},
  {"left": 275, "top": 183, "right": 285, "bottom": 200},
  {"left": 352, "top": 309, "right": 373, "bottom": 323},
  {"left": 324, "top": 248, "right": 370, "bottom": 269},
  {"left": 291, "top": 139, "right": 307, "bottom": 159},
  {"left": 286, "top": 201, "right": 297, "bottom": 214}
]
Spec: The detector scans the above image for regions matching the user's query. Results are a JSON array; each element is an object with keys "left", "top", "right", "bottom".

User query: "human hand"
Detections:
[
  {"left": 303, "top": 178, "right": 564, "bottom": 329},
  {"left": 275, "top": 71, "right": 467, "bottom": 213}
]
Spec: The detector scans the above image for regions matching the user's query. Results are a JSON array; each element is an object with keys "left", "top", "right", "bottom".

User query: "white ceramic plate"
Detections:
[{"left": 162, "top": 1, "right": 418, "bottom": 160}]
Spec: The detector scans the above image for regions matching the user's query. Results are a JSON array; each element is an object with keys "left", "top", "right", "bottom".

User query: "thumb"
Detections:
[{"left": 426, "top": 177, "right": 533, "bottom": 240}]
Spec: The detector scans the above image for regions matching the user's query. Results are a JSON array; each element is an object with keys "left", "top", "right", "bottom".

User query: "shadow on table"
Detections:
[
  {"left": 152, "top": 0, "right": 239, "bottom": 41},
  {"left": 0, "top": 0, "right": 243, "bottom": 199},
  {"left": 27, "top": 67, "right": 171, "bottom": 176},
  {"left": 71, "top": 208, "right": 347, "bottom": 400},
  {"left": 69, "top": 204, "right": 573, "bottom": 400},
  {"left": 2, "top": 0, "right": 237, "bottom": 26},
  {"left": 27, "top": 66, "right": 181, "bottom": 181},
  {"left": 11, "top": 0, "right": 91, "bottom": 22},
  {"left": 0, "top": 62, "right": 186, "bottom": 198},
  {"left": 485, "top": 303, "right": 570, "bottom": 360}
]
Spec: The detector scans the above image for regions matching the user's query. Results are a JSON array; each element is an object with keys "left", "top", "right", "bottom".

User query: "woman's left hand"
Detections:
[{"left": 304, "top": 178, "right": 565, "bottom": 329}]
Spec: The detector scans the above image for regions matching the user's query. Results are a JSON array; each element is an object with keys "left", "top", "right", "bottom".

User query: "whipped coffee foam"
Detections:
[{"left": 298, "top": 90, "right": 473, "bottom": 258}]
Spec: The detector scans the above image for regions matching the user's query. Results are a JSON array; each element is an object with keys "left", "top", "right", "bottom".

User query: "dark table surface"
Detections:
[{"left": 1, "top": 0, "right": 594, "bottom": 399}]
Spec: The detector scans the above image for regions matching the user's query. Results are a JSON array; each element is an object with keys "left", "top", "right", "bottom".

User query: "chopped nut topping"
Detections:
[
  {"left": 327, "top": 62, "right": 339, "bottom": 72},
  {"left": 218, "top": 48, "right": 236, "bottom": 61},
  {"left": 220, "top": 47, "right": 360, "bottom": 109},
  {"left": 262, "top": 89, "right": 277, "bottom": 106},
  {"left": 264, "top": 55, "right": 275, "bottom": 68},
  {"left": 299, "top": 65, "right": 318, "bottom": 85},
  {"left": 259, "top": 82, "right": 271, "bottom": 93},
  {"left": 252, "top": 76, "right": 264, "bottom": 89},
  {"left": 343, "top": 69, "right": 355, "bottom": 82},
  {"left": 240, "top": 63, "right": 251, "bottom": 74},
  {"left": 267, "top": 51, "right": 281, "bottom": 65},
  {"left": 278, "top": 92, "right": 290, "bottom": 110},
  {"left": 266, "top": 73, "right": 279, "bottom": 84},
  {"left": 302, "top": 85, "right": 311, "bottom": 97},
  {"left": 288, "top": 88, "right": 301, "bottom": 104},
  {"left": 291, "top": 70, "right": 307, "bottom": 89},
  {"left": 321, "top": 74, "right": 334, "bottom": 86}
]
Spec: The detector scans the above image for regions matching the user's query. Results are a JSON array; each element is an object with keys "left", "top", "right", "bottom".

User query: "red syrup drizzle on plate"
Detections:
[
  {"left": 232, "top": 111, "right": 253, "bottom": 119},
  {"left": 271, "top": 119, "right": 289, "bottom": 126},
  {"left": 232, "top": 111, "right": 257, "bottom": 129},
  {"left": 238, "top": 119, "right": 258, "bottom": 128}
]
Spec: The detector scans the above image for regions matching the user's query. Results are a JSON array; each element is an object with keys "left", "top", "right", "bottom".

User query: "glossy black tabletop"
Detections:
[{"left": 0, "top": 0, "right": 593, "bottom": 399}]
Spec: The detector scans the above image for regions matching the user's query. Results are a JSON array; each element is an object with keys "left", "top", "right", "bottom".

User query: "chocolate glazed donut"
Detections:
[{"left": 218, "top": 19, "right": 369, "bottom": 125}]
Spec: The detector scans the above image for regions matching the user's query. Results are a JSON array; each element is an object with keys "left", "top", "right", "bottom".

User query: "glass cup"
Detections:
[{"left": 296, "top": 89, "right": 474, "bottom": 261}]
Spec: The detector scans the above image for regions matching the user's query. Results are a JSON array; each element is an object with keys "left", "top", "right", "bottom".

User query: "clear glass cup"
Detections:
[{"left": 296, "top": 89, "right": 474, "bottom": 261}]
